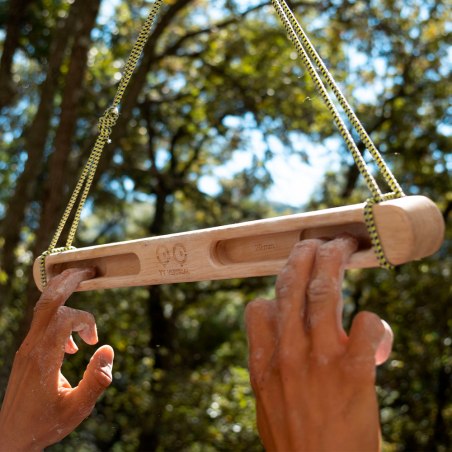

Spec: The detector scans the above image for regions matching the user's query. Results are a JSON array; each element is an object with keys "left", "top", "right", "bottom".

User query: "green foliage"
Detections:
[{"left": 0, "top": 0, "right": 452, "bottom": 450}]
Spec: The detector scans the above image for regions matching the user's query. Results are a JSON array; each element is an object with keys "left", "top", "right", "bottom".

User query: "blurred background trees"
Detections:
[{"left": 0, "top": 0, "right": 451, "bottom": 450}]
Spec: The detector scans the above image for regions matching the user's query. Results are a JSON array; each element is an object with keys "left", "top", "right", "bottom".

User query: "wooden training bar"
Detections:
[{"left": 33, "top": 195, "right": 445, "bottom": 292}]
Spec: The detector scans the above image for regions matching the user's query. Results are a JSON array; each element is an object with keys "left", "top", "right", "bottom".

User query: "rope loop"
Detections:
[
  {"left": 272, "top": 0, "right": 406, "bottom": 270},
  {"left": 39, "top": 0, "right": 163, "bottom": 288},
  {"left": 39, "top": 0, "right": 408, "bottom": 291},
  {"left": 363, "top": 191, "right": 404, "bottom": 270},
  {"left": 40, "top": 246, "right": 76, "bottom": 289}
]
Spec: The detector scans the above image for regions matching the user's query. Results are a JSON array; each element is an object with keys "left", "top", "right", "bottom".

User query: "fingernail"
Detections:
[
  {"left": 100, "top": 354, "right": 108, "bottom": 367},
  {"left": 93, "top": 324, "right": 98, "bottom": 343},
  {"left": 99, "top": 351, "right": 113, "bottom": 368},
  {"left": 83, "top": 267, "right": 97, "bottom": 277}
]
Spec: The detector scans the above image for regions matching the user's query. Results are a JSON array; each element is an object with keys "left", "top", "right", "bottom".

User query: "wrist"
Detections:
[{"left": 0, "top": 429, "right": 43, "bottom": 452}]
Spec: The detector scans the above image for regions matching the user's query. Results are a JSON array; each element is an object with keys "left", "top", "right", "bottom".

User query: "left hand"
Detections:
[{"left": 0, "top": 268, "right": 114, "bottom": 452}]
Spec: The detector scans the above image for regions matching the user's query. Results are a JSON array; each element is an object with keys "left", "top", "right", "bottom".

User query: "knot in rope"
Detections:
[
  {"left": 98, "top": 107, "right": 119, "bottom": 143},
  {"left": 39, "top": 0, "right": 164, "bottom": 289},
  {"left": 40, "top": 246, "right": 76, "bottom": 289}
]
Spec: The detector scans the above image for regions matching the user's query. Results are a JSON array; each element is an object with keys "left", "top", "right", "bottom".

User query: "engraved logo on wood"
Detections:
[
  {"left": 159, "top": 268, "right": 190, "bottom": 276},
  {"left": 173, "top": 243, "right": 187, "bottom": 266},
  {"left": 156, "top": 245, "right": 171, "bottom": 267},
  {"left": 156, "top": 243, "right": 188, "bottom": 268}
]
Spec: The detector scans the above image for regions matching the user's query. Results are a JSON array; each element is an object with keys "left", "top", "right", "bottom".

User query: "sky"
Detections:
[
  {"left": 97, "top": 0, "right": 345, "bottom": 208},
  {"left": 89, "top": 0, "right": 452, "bottom": 208},
  {"left": 197, "top": 118, "right": 342, "bottom": 207}
]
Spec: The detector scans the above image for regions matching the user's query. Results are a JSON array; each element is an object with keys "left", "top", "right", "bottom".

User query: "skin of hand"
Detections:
[
  {"left": 245, "top": 234, "right": 394, "bottom": 452},
  {"left": 0, "top": 268, "right": 114, "bottom": 452}
]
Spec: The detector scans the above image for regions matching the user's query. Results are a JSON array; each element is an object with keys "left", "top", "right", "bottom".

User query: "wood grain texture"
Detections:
[{"left": 33, "top": 195, "right": 445, "bottom": 292}]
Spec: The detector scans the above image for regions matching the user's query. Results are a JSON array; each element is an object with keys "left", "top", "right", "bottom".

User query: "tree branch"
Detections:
[
  {"left": 93, "top": 0, "right": 195, "bottom": 187},
  {"left": 169, "top": 125, "right": 186, "bottom": 174},
  {"left": 443, "top": 201, "right": 452, "bottom": 223},
  {"left": 155, "top": 1, "right": 323, "bottom": 61}
]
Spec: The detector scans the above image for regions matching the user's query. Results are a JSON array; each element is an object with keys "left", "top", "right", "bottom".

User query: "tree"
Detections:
[{"left": 1, "top": 0, "right": 452, "bottom": 450}]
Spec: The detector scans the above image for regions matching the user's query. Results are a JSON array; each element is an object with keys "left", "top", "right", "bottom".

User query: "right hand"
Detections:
[
  {"left": 0, "top": 268, "right": 114, "bottom": 452},
  {"left": 245, "top": 235, "right": 393, "bottom": 452}
]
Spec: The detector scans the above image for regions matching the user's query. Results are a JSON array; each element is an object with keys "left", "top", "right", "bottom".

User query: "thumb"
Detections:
[
  {"left": 374, "top": 319, "right": 394, "bottom": 365},
  {"left": 69, "top": 345, "right": 114, "bottom": 414},
  {"left": 347, "top": 311, "right": 393, "bottom": 366}
]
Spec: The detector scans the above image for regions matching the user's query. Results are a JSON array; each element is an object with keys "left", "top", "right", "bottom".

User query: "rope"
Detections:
[
  {"left": 40, "top": 0, "right": 406, "bottom": 286},
  {"left": 40, "top": 0, "right": 164, "bottom": 288},
  {"left": 276, "top": 0, "right": 404, "bottom": 197},
  {"left": 271, "top": 0, "right": 405, "bottom": 269}
]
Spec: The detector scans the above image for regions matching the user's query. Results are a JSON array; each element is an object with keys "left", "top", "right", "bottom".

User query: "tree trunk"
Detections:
[
  {"left": 16, "top": 0, "right": 102, "bottom": 351},
  {"left": 138, "top": 187, "right": 175, "bottom": 450},
  {"left": 0, "top": 0, "right": 100, "bottom": 391},
  {"left": 0, "top": 0, "right": 37, "bottom": 111},
  {"left": 0, "top": 0, "right": 82, "bottom": 310},
  {"left": 38, "top": 0, "right": 102, "bottom": 254},
  {"left": 139, "top": 291, "right": 174, "bottom": 451},
  {"left": 341, "top": 162, "right": 360, "bottom": 199},
  {"left": 443, "top": 200, "right": 452, "bottom": 223},
  {"left": 427, "top": 365, "right": 450, "bottom": 451}
]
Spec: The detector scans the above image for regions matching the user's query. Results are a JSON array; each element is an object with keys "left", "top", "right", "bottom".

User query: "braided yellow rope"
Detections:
[
  {"left": 272, "top": 0, "right": 405, "bottom": 269},
  {"left": 40, "top": 0, "right": 163, "bottom": 287},
  {"left": 271, "top": 0, "right": 381, "bottom": 199},
  {"left": 276, "top": 0, "right": 404, "bottom": 198},
  {"left": 40, "top": 0, "right": 405, "bottom": 287}
]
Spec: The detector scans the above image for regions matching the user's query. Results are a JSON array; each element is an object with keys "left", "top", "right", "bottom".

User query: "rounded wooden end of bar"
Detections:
[
  {"left": 33, "top": 257, "right": 44, "bottom": 292},
  {"left": 373, "top": 195, "right": 445, "bottom": 266},
  {"left": 33, "top": 252, "right": 141, "bottom": 292}
]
